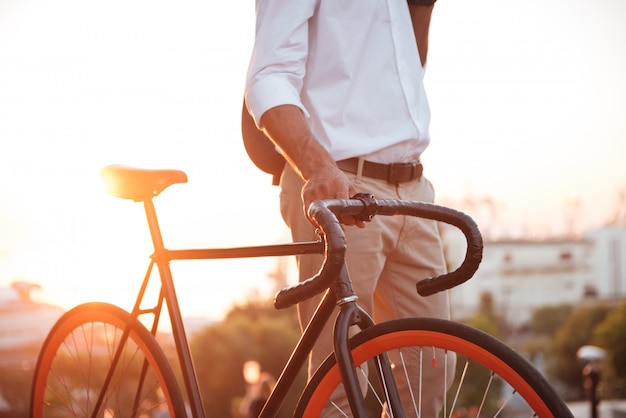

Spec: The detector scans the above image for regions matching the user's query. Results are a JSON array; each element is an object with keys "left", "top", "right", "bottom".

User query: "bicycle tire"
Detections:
[
  {"left": 31, "top": 302, "right": 187, "bottom": 418},
  {"left": 296, "top": 318, "right": 572, "bottom": 417}
]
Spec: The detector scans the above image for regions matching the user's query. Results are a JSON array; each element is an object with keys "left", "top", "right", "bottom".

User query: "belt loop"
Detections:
[{"left": 355, "top": 157, "right": 364, "bottom": 184}]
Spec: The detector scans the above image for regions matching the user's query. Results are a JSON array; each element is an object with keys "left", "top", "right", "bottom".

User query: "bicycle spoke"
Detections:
[
  {"left": 397, "top": 350, "right": 418, "bottom": 417},
  {"left": 449, "top": 357, "right": 470, "bottom": 418},
  {"left": 476, "top": 372, "right": 495, "bottom": 417},
  {"left": 296, "top": 319, "right": 572, "bottom": 418},
  {"left": 31, "top": 303, "right": 185, "bottom": 418}
]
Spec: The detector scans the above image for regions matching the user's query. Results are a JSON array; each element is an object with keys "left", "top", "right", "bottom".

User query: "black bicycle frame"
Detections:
[
  {"left": 96, "top": 165, "right": 483, "bottom": 418},
  {"left": 125, "top": 198, "right": 387, "bottom": 418}
]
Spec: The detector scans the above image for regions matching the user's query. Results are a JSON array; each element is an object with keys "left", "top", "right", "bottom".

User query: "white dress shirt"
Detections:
[{"left": 245, "top": 0, "right": 430, "bottom": 164}]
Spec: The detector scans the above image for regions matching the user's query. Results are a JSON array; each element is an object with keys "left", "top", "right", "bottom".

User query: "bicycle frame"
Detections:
[
  {"left": 33, "top": 172, "right": 574, "bottom": 418},
  {"left": 113, "top": 198, "right": 386, "bottom": 418},
  {"left": 92, "top": 165, "right": 483, "bottom": 418}
]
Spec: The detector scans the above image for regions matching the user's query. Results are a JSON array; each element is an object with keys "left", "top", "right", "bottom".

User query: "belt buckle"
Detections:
[{"left": 388, "top": 162, "right": 422, "bottom": 184}]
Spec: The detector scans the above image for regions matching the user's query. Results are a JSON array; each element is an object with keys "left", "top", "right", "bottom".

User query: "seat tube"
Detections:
[{"left": 143, "top": 200, "right": 206, "bottom": 418}]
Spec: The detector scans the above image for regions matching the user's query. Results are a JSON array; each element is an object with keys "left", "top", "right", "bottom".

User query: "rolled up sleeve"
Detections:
[{"left": 244, "top": 0, "right": 314, "bottom": 127}]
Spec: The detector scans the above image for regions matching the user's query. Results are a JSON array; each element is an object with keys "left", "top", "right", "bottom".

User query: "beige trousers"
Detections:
[{"left": 279, "top": 164, "right": 452, "bottom": 416}]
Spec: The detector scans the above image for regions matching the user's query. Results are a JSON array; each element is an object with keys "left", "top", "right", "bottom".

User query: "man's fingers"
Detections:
[{"left": 338, "top": 215, "right": 367, "bottom": 228}]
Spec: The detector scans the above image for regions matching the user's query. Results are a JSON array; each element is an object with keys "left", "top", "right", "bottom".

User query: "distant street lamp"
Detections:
[
  {"left": 240, "top": 361, "right": 275, "bottom": 418},
  {"left": 243, "top": 360, "right": 261, "bottom": 385},
  {"left": 577, "top": 345, "right": 606, "bottom": 418}
]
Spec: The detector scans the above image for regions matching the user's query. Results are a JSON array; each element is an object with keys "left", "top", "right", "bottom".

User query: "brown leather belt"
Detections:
[{"left": 336, "top": 158, "right": 423, "bottom": 184}]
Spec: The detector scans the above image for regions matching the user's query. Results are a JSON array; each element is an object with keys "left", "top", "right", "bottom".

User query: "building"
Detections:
[
  {"left": 586, "top": 226, "right": 626, "bottom": 299},
  {"left": 444, "top": 225, "right": 626, "bottom": 327}
]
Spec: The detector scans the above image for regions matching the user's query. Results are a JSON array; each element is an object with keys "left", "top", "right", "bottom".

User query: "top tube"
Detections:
[{"left": 154, "top": 241, "right": 325, "bottom": 262}]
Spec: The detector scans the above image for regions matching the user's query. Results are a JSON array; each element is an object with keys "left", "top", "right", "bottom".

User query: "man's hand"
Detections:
[
  {"left": 259, "top": 104, "right": 366, "bottom": 228},
  {"left": 302, "top": 169, "right": 366, "bottom": 228}
]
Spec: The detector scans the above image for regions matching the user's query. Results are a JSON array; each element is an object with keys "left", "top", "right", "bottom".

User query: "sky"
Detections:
[{"left": 1, "top": 0, "right": 625, "bottom": 320}]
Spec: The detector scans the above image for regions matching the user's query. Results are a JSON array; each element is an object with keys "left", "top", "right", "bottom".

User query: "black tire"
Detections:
[
  {"left": 296, "top": 318, "right": 572, "bottom": 417},
  {"left": 31, "top": 302, "right": 186, "bottom": 417}
]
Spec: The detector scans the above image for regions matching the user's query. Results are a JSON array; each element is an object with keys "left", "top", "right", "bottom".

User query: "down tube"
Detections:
[{"left": 259, "top": 290, "right": 337, "bottom": 417}]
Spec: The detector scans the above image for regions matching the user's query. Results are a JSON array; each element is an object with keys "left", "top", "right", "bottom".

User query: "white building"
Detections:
[
  {"left": 586, "top": 226, "right": 626, "bottom": 299},
  {"left": 443, "top": 225, "right": 626, "bottom": 327}
]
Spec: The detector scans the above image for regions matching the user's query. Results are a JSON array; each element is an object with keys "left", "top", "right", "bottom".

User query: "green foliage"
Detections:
[
  {"left": 465, "top": 292, "right": 505, "bottom": 341},
  {"left": 453, "top": 292, "right": 505, "bottom": 411},
  {"left": 190, "top": 298, "right": 304, "bottom": 418},
  {"left": 529, "top": 304, "right": 574, "bottom": 336},
  {"left": 224, "top": 298, "right": 300, "bottom": 330},
  {"left": 593, "top": 299, "right": 626, "bottom": 393},
  {"left": 547, "top": 304, "right": 612, "bottom": 395},
  {"left": 523, "top": 304, "right": 574, "bottom": 364},
  {"left": 466, "top": 311, "right": 502, "bottom": 340}
]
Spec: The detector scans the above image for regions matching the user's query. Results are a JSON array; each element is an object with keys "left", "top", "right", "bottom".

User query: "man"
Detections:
[{"left": 244, "top": 0, "right": 451, "bottom": 415}]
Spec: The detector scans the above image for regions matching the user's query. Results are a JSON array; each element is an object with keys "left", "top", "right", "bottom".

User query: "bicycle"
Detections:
[{"left": 30, "top": 164, "right": 573, "bottom": 417}]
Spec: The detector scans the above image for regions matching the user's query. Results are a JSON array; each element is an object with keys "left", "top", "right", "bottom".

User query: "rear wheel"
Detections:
[
  {"left": 296, "top": 318, "right": 572, "bottom": 417},
  {"left": 31, "top": 302, "right": 186, "bottom": 417}
]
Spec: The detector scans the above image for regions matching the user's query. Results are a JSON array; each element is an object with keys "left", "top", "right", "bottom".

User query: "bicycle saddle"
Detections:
[{"left": 100, "top": 165, "right": 188, "bottom": 202}]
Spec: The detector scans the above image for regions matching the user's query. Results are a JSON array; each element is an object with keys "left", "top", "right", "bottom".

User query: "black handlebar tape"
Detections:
[
  {"left": 397, "top": 202, "right": 483, "bottom": 296},
  {"left": 273, "top": 199, "right": 367, "bottom": 310},
  {"left": 273, "top": 199, "right": 483, "bottom": 309}
]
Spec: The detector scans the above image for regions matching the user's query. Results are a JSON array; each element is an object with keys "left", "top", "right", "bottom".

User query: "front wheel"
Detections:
[
  {"left": 296, "top": 318, "right": 572, "bottom": 417},
  {"left": 31, "top": 302, "right": 186, "bottom": 418}
]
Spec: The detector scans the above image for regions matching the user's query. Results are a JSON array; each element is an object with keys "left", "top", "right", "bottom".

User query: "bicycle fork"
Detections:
[{"left": 333, "top": 265, "right": 406, "bottom": 418}]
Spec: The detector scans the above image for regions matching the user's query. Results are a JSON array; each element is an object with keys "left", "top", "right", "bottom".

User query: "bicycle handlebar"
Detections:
[{"left": 274, "top": 195, "right": 483, "bottom": 309}]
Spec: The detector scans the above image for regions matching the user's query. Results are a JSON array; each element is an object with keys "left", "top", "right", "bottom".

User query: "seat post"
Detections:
[{"left": 143, "top": 199, "right": 166, "bottom": 252}]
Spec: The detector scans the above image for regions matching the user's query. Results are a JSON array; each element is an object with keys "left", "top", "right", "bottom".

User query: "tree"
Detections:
[
  {"left": 523, "top": 304, "right": 574, "bottom": 362},
  {"left": 465, "top": 292, "right": 506, "bottom": 340},
  {"left": 593, "top": 299, "right": 626, "bottom": 396},
  {"left": 529, "top": 304, "right": 574, "bottom": 337},
  {"left": 547, "top": 304, "right": 612, "bottom": 398},
  {"left": 448, "top": 292, "right": 507, "bottom": 413},
  {"left": 189, "top": 298, "right": 303, "bottom": 417}
]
